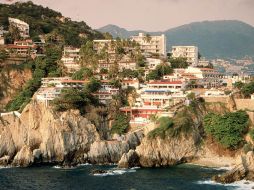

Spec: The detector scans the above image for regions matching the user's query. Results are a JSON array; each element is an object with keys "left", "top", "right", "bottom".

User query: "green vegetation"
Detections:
[
  {"left": 0, "top": 49, "right": 9, "bottom": 61},
  {"left": 204, "top": 111, "right": 249, "bottom": 149},
  {"left": 240, "top": 81, "right": 254, "bottom": 98},
  {"left": 111, "top": 113, "right": 130, "bottom": 135},
  {"left": 146, "top": 62, "right": 173, "bottom": 81},
  {"left": 249, "top": 128, "right": 254, "bottom": 141},
  {"left": 148, "top": 117, "right": 174, "bottom": 139},
  {"left": 52, "top": 79, "right": 101, "bottom": 114},
  {"left": 169, "top": 57, "right": 189, "bottom": 68},
  {"left": 72, "top": 67, "right": 93, "bottom": 80},
  {"left": 0, "top": 1, "right": 103, "bottom": 46},
  {"left": 6, "top": 45, "right": 62, "bottom": 111}
]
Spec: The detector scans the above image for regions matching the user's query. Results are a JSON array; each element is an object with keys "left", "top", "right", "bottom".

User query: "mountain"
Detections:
[
  {"left": 98, "top": 24, "right": 146, "bottom": 39},
  {"left": 98, "top": 20, "right": 254, "bottom": 59}
]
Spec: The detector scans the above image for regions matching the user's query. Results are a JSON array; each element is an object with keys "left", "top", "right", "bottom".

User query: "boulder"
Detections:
[
  {"left": 12, "top": 145, "right": 34, "bottom": 167},
  {"left": 118, "top": 150, "right": 140, "bottom": 168}
]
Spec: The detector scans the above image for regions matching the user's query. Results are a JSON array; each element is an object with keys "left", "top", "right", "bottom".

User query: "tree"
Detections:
[
  {"left": 72, "top": 67, "right": 93, "bottom": 80},
  {"left": 146, "top": 62, "right": 173, "bottom": 81},
  {"left": 169, "top": 57, "right": 189, "bottom": 69},
  {"left": 204, "top": 111, "right": 249, "bottom": 149},
  {"left": 79, "top": 40, "right": 99, "bottom": 70},
  {"left": 111, "top": 113, "right": 130, "bottom": 135}
]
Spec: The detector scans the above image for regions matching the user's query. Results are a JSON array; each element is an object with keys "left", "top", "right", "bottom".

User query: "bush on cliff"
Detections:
[
  {"left": 52, "top": 79, "right": 101, "bottom": 114},
  {"left": 249, "top": 128, "right": 254, "bottom": 141},
  {"left": 111, "top": 114, "right": 130, "bottom": 135},
  {"left": 148, "top": 117, "right": 174, "bottom": 139},
  {"left": 204, "top": 111, "right": 249, "bottom": 149}
]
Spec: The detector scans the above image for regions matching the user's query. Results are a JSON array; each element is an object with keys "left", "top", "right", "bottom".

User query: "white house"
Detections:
[
  {"left": 130, "top": 33, "right": 167, "bottom": 56},
  {"left": 171, "top": 46, "right": 198, "bottom": 66}
]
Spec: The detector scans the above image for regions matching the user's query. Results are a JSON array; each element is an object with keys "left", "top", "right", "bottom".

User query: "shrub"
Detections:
[
  {"left": 204, "top": 111, "right": 249, "bottom": 149},
  {"left": 148, "top": 117, "right": 174, "bottom": 139},
  {"left": 111, "top": 114, "right": 130, "bottom": 135},
  {"left": 249, "top": 128, "right": 254, "bottom": 141}
]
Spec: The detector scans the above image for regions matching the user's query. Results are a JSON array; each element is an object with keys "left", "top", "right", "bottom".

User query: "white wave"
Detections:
[
  {"left": 92, "top": 168, "right": 138, "bottom": 177},
  {"left": 196, "top": 180, "right": 254, "bottom": 190},
  {"left": 0, "top": 166, "right": 12, "bottom": 169},
  {"left": 212, "top": 166, "right": 233, "bottom": 171},
  {"left": 78, "top": 163, "right": 92, "bottom": 166},
  {"left": 52, "top": 165, "right": 77, "bottom": 170}
]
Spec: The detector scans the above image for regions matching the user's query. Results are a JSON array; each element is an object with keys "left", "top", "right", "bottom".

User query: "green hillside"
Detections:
[
  {"left": 0, "top": 1, "right": 103, "bottom": 46},
  {"left": 98, "top": 20, "right": 254, "bottom": 59}
]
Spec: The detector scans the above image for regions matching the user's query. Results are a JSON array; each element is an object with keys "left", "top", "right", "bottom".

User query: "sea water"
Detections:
[{"left": 0, "top": 164, "right": 253, "bottom": 190}]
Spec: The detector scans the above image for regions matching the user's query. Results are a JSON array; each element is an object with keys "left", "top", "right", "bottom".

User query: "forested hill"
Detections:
[
  {"left": 98, "top": 20, "right": 254, "bottom": 59},
  {"left": 0, "top": 1, "right": 103, "bottom": 46}
]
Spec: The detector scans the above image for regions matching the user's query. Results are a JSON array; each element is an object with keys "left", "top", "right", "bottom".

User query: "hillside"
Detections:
[
  {"left": 0, "top": 1, "right": 103, "bottom": 46},
  {"left": 98, "top": 20, "right": 254, "bottom": 59}
]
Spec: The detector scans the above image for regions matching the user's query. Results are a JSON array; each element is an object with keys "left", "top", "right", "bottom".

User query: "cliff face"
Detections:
[
  {"left": 0, "top": 100, "right": 144, "bottom": 167},
  {"left": 0, "top": 100, "right": 100, "bottom": 166},
  {"left": 119, "top": 132, "right": 200, "bottom": 168},
  {"left": 0, "top": 67, "right": 32, "bottom": 111}
]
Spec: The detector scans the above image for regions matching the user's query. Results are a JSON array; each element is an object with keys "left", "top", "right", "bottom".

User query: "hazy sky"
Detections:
[{"left": 1, "top": 0, "right": 254, "bottom": 31}]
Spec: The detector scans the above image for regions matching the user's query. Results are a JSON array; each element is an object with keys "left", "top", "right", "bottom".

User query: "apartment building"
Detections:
[
  {"left": 61, "top": 46, "right": 81, "bottom": 73},
  {"left": 8, "top": 17, "right": 29, "bottom": 38},
  {"left": 184, "top": 67, "right": 222, "bottom": 88},
  {"left": 130, "top": 33, "right": 166, "bottom": 56},
  {"left": 6, "top": 39, "right": 36, "bottom": 56},
  {"left": 93, "top": 39, "right": 115, "bottom": 54},
  {"left": 171, "top": 46, "right": 198, "bottom": 66},
  {"left": 122, "top": 79, "right": 140, "bottom": 90}
]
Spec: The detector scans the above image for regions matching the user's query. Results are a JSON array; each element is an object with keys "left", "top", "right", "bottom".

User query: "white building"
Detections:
[
  {"left": 122, "top": 79, "right": 140, "bottom": 90},
  {"left": 171, "top": 46, "right": 198, "bottom": 66},
  {"left": 93, "top": 39, "right": 115, "bottom": 54},
  {"left": 184, "top": 67, "right": 222, "bottom": 88},
  {"left": 146, "top": 58, "right": 163, "bottom": 70},
  {"left": 130, "top": 33, "right": 167, "bottom": 56},
  {"left": 61, "top": 46, "right": 81, "bottom": 73},
  {"left": 8, "top": 17, "right": 29, "bottom": 38}
]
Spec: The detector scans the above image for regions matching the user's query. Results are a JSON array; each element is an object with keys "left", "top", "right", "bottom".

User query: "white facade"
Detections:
[
  {"left": 8, "top": 17, "right": 29, "bottom": 38},
  {"left": 61, "top": 46, "right": 81, "bottom": 73},
  {"left": 122, "top": 79, "right": 140, "bottom": 90},
  {"left": 0, "top": 37, "right": 4, "bottom": 45},
  {"left": 130, "top": 33, "right": 167, "bottom": 56},
  {"left": 172, "top": 46, "right": 198, "bottom": 66},
  {"left": 146, "top": 58, "right": 163, "bottom": 70},
  {"left": 184, "top": 67, "right": 221, "bottom": 87}
]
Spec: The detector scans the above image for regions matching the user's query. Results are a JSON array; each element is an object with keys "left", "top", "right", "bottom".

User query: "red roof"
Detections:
[
  {"left": 7, "top": 45, "right": 30, "bottom": 49},
  {"left": 61, "top": 80, "right": 88, "bottom": 83},
  {"left": 148, "top": 80, "right": 183, "bottom": 85}
]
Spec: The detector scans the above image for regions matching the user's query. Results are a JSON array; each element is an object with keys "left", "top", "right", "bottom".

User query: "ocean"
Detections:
[{"left": 0, "top": 164, "right": 253, "bottom": 190}]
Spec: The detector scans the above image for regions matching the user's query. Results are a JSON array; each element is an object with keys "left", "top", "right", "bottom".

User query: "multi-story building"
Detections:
[
  {"left": 171, "top": 46, "right": 198, "bottom": 66},
  {"left": 93, "top": 39, "right": 115, "bottom": 54},
  {"left": 184, "top": 67, "right": 222, "bottom": 88},
  {"left": 93, "top": 80, "right": 120, "bottom": 104},
  {"left": 146, "top": 58, "right": 163, "bottom": 70},
  {"left": 36, "top": 77, "right": 89, "bottom": 105},
  {"left": 6, "top": 39, "right": 36, "bottom": 56},
  {"left": 122, "top": 79, "right": 140, "bottom": 90},
  {"left": 8, "top": 17, "right": 29, "bottom": 38},
  {"left": 130, "top": 33, "right": 166, "bottom": 56},
  {"left": 61, "top": 46, "right": 81, "bottom": 73}
]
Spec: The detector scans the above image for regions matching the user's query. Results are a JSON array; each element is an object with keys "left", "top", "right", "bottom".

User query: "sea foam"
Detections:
[
  {"left": 196, "top": 179, "right": 254, "bottom": 190},
  {"left": 93, "top": 167, "right": 139, "bottom": 177}
]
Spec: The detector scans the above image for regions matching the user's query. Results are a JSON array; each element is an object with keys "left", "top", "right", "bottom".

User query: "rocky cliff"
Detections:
[
  {"left": 0, "top": 66, "right": 32, "bottom": 111},
  {"left": 0, "top": 100, "right": 143, "bottom": 167}
]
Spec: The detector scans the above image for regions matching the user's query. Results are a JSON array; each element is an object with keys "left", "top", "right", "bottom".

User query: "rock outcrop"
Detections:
[
  {"left": 0, "top": 100, "right": 144, "bottom": 167},
  {"left": 213, "top": 151, "right": 254, "bottom": 183},
  {"left": 87, "top": 131, "right": 143, "bottom": 164},
  {"left": 118, "top": 131, "right": 200, "bottom": 167},
  {"left": 0, "top": 100, "right": 100, "bottom": 166}
]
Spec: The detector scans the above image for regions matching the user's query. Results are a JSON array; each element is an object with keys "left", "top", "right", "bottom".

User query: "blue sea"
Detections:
[{"left": 0, "top": 164, "right": 253, "bottom": 190}]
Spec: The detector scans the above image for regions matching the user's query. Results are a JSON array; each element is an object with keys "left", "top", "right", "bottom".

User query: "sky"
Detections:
[{"left": 1, "top": 0, "right": 254, "bottom": 31}]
